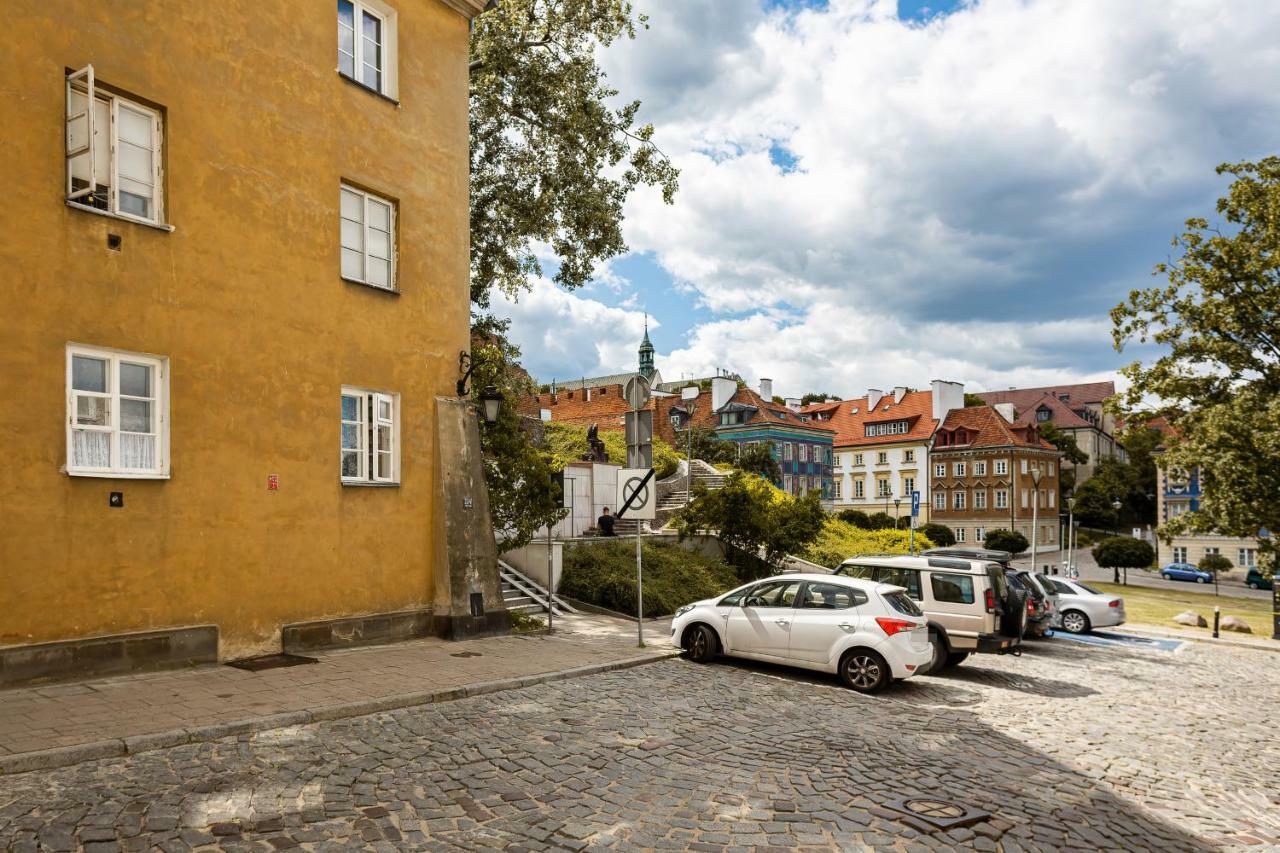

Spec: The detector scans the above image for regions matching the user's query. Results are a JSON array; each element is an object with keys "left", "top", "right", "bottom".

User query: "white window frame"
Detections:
[
  {"left": 974, "top": 460, "right": 987, "bottom": 476},
  {"left": 341, "top": 386, "right": 400, "bottom": 485},
  {"left": 903, "top": 476, "right": 915, "bottom": 497},
  {"left": 975, "top": 526, "right": 986, "bottom": 542},
  {"left": 877, "top": 478, "right": 892, "bottom": 498},
  {"left": 1238, "top": 548, "right": 1256, "bottom": 567},
  {"left": 995, "top": 460, "right": 1008, "bottom": 476},
  {"left": 903, "top": 449, "right": 915, "bottom": 462},
  {"left": 65, "top": 65, "right": 167, "bottom": 228},
  {"left": 877, "top": 451, "right": 888, "bottom": 464},
  {"left": 934, "top": 463, "right": 946, "bottom": 478},
  {"left": 955, "top": 528, "right": 966, "bottom": 543},
  {"left": 1021, "top": 459, "right": 1029, "bottom": 474},
  {"left": 340, "top": 184, "right": 397, "bottom": 291},
  {"left": 337, "top": 0, "right": 400, "bottom": 98},
  {"left": 995, "top": 489, "right": 1008, "bottom": 509},
  {"left": 854, "top": 479, "right": 865, "bottom": 498},
  {"left": 1173, "top": 546, "right": 1187, "bottom": 563},
  {"left": 853, "top": 453, "right": 864, "bottom": 466},
  {"left": 954, "top": 462, "right": 966, "bottom": 477},
  {"left": 933, "top": 491, "right": 945, "bottom": 510},
  {"left": 66, "top": 344, "right": 169, "bottom": 479},
  {"left": 953, "top": 491, "right": 966, "bottom": 510},
  {"left": 974, "top": 489, "right": 987, "bottom": 510}
]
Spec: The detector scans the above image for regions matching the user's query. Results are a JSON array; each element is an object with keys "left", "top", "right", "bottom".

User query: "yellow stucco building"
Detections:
[{"left": 0, "top": 0, "right": 496, "bottom": 684}]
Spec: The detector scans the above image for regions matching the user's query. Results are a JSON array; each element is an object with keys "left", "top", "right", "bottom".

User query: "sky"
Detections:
[{"left": 493, "top": 0, "right": 1280, "bottom": 399}]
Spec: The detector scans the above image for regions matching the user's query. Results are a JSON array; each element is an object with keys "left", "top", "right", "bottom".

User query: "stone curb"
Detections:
[
  {"left": 1116, "top": 624, "right": 1280, "bottom": 654},
  {"left": 0, "top": 649, "right": 680, "bottom": 776}
]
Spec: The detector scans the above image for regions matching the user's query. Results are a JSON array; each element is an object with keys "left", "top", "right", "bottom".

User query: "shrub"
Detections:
[
  {"left": 985, "top": 529, "right": 1029, "bottom": 555},
  {"left": 1075, "top": 531, "right": 1093, "bottom": 547},
  {"left": 1092, "top": 536, "right": 1155, "bottom": 570},
  {"left": 544, "top": 421, "right": 679, "bottom": 479},
  {"left": 559, "top": 540, "right": 739, "bottom": 617},
  {"left": 866, "top": 511, "right": 896, "bottom": 530},
  {"left": 1198, "top": 554, "right": 1233, "bottom": 576},
  {"left": 918, "top": 522, "right": 955, "bottom": 547},
  {"left": 798, "top": 519, "right": 935, "bottom": 569},
  {"left": 837, "top": 509, "right": 870, "bottom": 529}
]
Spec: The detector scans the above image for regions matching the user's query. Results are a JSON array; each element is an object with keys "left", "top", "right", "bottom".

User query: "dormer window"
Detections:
[{"left": 1036, "top": 407, "right": 1051, "bottom": 422}]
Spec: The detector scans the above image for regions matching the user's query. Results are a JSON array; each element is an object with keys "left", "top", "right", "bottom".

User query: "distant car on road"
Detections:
[
  {"left": 1037, "top": 575, "right": 1125, "bottom": 634},
  {"left": 1160, "top": 562, "right": 1213, "bottom": 584},
  {"left": 672, "top": 573, "right": 933, "bottom": 694},
  {"left": 1245, "top": 568, "right": 1274, "bottom": 590}
]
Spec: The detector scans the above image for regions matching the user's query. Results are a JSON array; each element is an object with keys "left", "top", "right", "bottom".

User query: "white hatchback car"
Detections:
[
  {"left": 670, "top": 573, "right": 933, "bottom": 693},
  {"left": 1036, "top": 575, "right": 1126, "bottom": 634}
]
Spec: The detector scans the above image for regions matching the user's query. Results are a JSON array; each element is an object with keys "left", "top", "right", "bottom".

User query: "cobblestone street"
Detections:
[{"left": 2, "top": 635, "right": 1277, "bottom": 852}]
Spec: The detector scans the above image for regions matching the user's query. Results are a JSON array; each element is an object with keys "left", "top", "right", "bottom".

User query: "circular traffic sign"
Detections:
[
  {"left": 622, "top": 475, "right": 650, "bottom": 511},
  {"left": 623, "top": 375, "right": 651, "bottom": 409}
]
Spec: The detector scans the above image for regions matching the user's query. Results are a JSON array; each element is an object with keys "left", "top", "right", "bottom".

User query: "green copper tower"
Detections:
[{"left": 638, "top": 314, "right": 656, "bottom": 380}]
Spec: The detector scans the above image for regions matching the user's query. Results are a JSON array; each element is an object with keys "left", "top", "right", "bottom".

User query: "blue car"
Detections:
[{"left": 1160, "top": 562, "right": 1212, "bottom": 584}]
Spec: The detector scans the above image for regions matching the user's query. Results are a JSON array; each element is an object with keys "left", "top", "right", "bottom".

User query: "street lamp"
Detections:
[
  {"left": 894, "top": 498, "right": 902, "bottom": 529},
  {"left": 1065, "top": 495, "right": 1076, "bottom": 578},
  {"left": 1029, "top": 467, "right": 1042, "bottom": 570},
  {"left": 479, "top": 385, "right": 504, "bottom": 424},
  {"left": 1111, "top": 498, "right": 1123, "bottom": 582}
]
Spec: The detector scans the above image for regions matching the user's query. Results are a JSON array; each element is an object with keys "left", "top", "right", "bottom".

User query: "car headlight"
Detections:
[{"left": 674, "top": 604, "right": 695, "bottom": 618}]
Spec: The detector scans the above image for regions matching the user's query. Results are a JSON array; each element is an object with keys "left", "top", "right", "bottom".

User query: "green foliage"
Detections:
[
  {"left": 674, "top": 472, "right": 826, "bottom": 578},
  {"left": 865, "top": 511, "right": 896, "bottom": 530},
  {"left": 470, "top": 328, "right": 567, "bottom": 553},
  {"left": 684, "top": 427, "right": 738, "bottom": 464},
  {"left": 798, "top": 520, "right": 934, "bottom": 569},
  {"left": 800, "top": 392, "right": 834, "bottom": 406},
  {"left": 1038, "top": 422, "right": 1089, "bottom": 466},
  {"left": 838, "top": 509, "right": 871, "bottom": 529},
  {"left": 918, "top": 522, "right": 955, "bottom": 547},
  {"left": 1111, "top": 157, "right": 1280, "bottom": 574},
  {"left": 559, "top": 540, "right": 738, "bottom": 617},
  {"left": 1198, "top": 554, "right": 1233, "bottom": 576},
  {"left": 508, "top": 611, "right": 548, "bottom": 633},
  {"left": 964, "top": 393, "right": 987, "bottom": 407},
  {"left": 1071, "top": 477, "right": 1121, "bottom": 530},
  {"left": 984, "top": 529, "right": 1029, "bottom": 555},
  {"left": 1075, "top": 530, "right": 1093, "bottom": 547},
  {"left": 736, "top": 442, "right": 783, "bottom": 484},
  {"left": 1092, "top": 536, "right": 1156, "bottom": 569},
  {"left": 468, "top": 1, "right": 678, "bottom": 311},
  {"left": 543, "top": 421, "right": 679, "bottom": 479}
]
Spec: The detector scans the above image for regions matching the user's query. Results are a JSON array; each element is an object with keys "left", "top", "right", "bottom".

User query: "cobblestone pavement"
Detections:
[{"left": 2, "top": 636, "right": 1278, "bottom": 851}]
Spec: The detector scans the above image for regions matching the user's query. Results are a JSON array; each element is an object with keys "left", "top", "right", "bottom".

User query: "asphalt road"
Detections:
[{"left": 1011, "top": 548, "right": 1274, "bottom": 601}]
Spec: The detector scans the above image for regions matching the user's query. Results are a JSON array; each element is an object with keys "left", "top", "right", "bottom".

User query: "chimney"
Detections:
[
  {"left": 931, "top": 379, "right": 964, "bottom": 422},
  {"left": 867, "top": 388, "right": 883, "bottom": 411},
  {"left": 893, "top": 386, "right": 907, "bottom": 404},
  {"left": 759, "top": 377, "right": 773, "bottom": 401},
  {"left": 994, "top": 402, "right": 1016, "bottom": 423},
  {"left": 711, "top": 376, "right": 736, "bottom": 411},
  {"left": 785, "top": 398, "right": 802, "bottom": 411}
]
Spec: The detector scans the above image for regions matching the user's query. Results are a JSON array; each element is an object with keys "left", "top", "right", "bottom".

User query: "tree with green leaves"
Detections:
[
  {"left": 1198, "top": 553, "right": 1232, "bottom": 578},
  {"left": 1071, "top": 477, "right": 1121, "bottom": 531},
  {"left": 675, "top": 473, "right": 826, "bottom": 578},
  {"left": 1038, "top": 422, "right": 1088, "bottom": 466},
  {"left": 963, "top": 393, "right": 987, "bottom": 407},
  {"left": 919, "top": 522, "right": 955, "bottom": 547},
  {"left": 1111, "top": 158, "right": 1280, "bottom": 576},
  {"left": 1092, "top": 536, "right": 1155, "bottom": 582},
  {"left": 737, "top": 442, "right": 783, "bottom": 485},
  {"left": 468, "top": 0, "right": 678, "bottom": 313},
  {"left": 800, "top": 392, "right": 834, "bottom": 406},
  {"left": 838, "top": 509, "right": 871, "bottom": 529},
  {"left": 984, "top": 529, "right": 1029, "bottom": 555}
]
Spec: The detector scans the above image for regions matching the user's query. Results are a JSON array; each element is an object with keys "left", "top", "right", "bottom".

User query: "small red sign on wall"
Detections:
[{"left": 267, "top": 474, "right": 279, "bottom": 491}]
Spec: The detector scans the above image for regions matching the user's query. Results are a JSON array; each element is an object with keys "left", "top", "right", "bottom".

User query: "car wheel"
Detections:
[
  {"left": 921, "top": 630, "right": 947, "bottom": 675},
  {"left": 840, "top": 649, "right": 890, "bottom": 694},
  {"left": 1061, "top": 609, "right": 1091, "bottom": 634},
  {"left": 683, "top": 625, "right": 717, "bottom": 663},
  {"left": 1248, "top": 582, "right": 1259, "bottom": 589},
  {"left": 1196, "top": 577, "right": 1207, "bottom": 584},
  {"left": 943, "top": 651, "right": 969, "bottom": 669}
]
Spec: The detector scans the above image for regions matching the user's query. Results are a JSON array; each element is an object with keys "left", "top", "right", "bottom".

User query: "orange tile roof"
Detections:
[
  {"left": 1009, "top": 392, "right": 1094, "bottom": 430},
  {"left": 799, "top": 390, "right": 936, "bottom": 448},
  {"left": 935, "top": 405, "right": 1056, "bottom": 450}
]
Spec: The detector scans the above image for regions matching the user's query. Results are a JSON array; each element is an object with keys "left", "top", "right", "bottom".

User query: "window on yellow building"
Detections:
[
  {"left": 342, "top": 387, "right": 400, "bottom": 484},
  {"left": 341, "top": 184, "right": 397, "bottom": 290},
  {"left": 67, "top": 344, "right": 168, "bottom": 478},
  {"left": 338, "top": 0, "right": 399, "bottom": 98},
  {"left": 65, "top": 66, "right": 166, "bottom": 226}
]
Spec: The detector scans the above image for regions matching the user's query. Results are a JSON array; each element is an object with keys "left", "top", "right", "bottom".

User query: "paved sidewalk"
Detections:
[
  {"left": 0, "top": 613, "right": 676, "bottom": 774},
  {"left": 1116, "top": 621, "right": 1280, "bottom": 653}
]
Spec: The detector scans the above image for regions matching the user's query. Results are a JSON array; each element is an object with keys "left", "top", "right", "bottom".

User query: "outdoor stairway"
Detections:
[
  {"left": 657, "top": 459, "right": 729, "bottom": 510},
  {"left": 498, "top": 560, "right": 578, "bottom": 616}
]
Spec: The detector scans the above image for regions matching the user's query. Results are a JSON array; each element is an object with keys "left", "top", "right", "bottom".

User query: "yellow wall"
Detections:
[{"left": 0, "top": 1, "right": 473, "bottom": 657}]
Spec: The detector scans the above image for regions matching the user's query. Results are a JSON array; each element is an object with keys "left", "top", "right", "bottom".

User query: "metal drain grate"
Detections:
[
  {"left": 450, "top": 651, "right": 483, "bottom": 658},
  {"left": 225, "top": 653, "right": 319, "bottom": 672},
  {"left": 883, "top": 797, "right": 991, "bottom": 832}
]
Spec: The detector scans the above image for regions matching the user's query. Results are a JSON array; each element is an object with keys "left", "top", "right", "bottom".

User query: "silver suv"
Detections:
[{"left": 833, "top": 554, "right": 1026, "bottom": 673}]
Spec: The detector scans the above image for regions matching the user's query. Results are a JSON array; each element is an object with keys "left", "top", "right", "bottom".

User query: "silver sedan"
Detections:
[{"left": 1036, "top": 575, "right": 1125, "bottom": 634}]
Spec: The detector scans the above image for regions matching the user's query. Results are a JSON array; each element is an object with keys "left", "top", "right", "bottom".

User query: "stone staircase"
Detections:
[
  {"left": 657, "top": 459, "right": 729, "bottom": 511},
  {"left": 498, "top": 560, "right": 578, "bottom": 616}
]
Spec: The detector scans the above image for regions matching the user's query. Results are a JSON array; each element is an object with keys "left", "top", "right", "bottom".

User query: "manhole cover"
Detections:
[
  {"left": 450, "top": 651, "right": 483, "bottom": 658},
  {"left": 225, "top": 653, "right": 318, "bottom": 672},
  {"left": 884, "top": 797, "right": 990, "bottom": 832}
]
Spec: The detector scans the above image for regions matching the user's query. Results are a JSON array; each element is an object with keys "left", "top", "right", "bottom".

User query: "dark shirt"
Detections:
[{"left": 597, "top": 514, "right": 616, "bottom": 536}]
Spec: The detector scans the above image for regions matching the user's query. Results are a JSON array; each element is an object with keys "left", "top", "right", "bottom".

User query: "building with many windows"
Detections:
[
  {"left": 977, "top": 382, "right": 1124, "bottom": 483},
  {"left": 1, "top": 0, "right": 489, "bottom": 682},
  {"left": 928, "top": 405, "right": 1062, "bottom": 551},
  {"left": 801, "top": 381, "right": 965, "bottom": 522},
  {"left": 1154, "top": 454, "right": 1263, "bottom": 572}
]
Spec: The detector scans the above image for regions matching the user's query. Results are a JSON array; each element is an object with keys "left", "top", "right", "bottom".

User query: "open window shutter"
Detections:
[
  {"left": 372, "top": 393, "right": 395, "bottom": 482},
  {"left": 66, "top": 65, "right": 96, "bottom": 201}
]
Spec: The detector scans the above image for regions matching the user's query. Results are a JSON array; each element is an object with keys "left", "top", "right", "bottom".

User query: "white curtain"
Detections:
[
  {"left": 120, "top": 433, "right": 155, "bottom": 470},
  {"left": 73, "top": 430, "right": 110, "bottom": 468}
]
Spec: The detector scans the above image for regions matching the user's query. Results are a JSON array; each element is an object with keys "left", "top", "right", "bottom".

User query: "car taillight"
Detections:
[
  {"left": 875, "top": 617, "right": 918, "bottom": 637},
  {"left": 1027, "top": 599, "right": 1036, "bottom": 615},
  {"left": 1109, "top": 599, "right": 1121, "bottom": 608},
  {"left": 984, "top": 588, "right": 996, "bottom": 613}
]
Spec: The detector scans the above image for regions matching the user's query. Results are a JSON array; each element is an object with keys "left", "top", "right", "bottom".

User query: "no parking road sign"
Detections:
[{"left": 616, "top": 468, "right": 656, "bottom": 520}]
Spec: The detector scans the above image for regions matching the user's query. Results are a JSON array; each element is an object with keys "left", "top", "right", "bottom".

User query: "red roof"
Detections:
[
  {"left": 934, "top": 405, "right": 1056, "bottom": 450},
  {"left": 1009, "top": 393, "right": 1094, "bottom": 430},
  {"left": 978, "top": 382, "right": 1115, "bottom": 410},
  {"left": 799, "top": 390, "right": 936, "bottom": 448}
]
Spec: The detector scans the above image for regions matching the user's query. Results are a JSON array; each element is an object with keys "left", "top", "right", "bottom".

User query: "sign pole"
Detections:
[
  {"left": 636, "top": 521, "right": 644, "bottom": 647},
  {"left": 546, "top": 522, "right": 554, "bottom": 634}
]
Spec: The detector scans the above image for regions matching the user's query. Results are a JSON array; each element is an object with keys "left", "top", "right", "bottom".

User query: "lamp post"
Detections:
[
  {"left": 1029, "top": 467, "right": 1042, "bottom": 570},
  {"left": 894, "top": 498, "right": 902, "bottom": 529},
  {"left": 1111, "top": 498, "right": 1123, "bottom": 582},
  {"left": 1065, "top": 495, "right": 1075, "bottom": 577}
]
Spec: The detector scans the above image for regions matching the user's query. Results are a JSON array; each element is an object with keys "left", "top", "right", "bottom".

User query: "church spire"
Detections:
[{"left": 638, "top": 313, "right": 656, "bottom": 380}]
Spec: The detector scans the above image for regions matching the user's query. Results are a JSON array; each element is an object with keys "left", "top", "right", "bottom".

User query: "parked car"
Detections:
[
  {"left": 1245, "top": 568, "right": 1274, "bottom": 590},
  {"left": 1160, "top": 562, "right": 1212, "bottom": 584},
  {"left": 1019, "top": 571, "right": 1061, "bottom": 624},
  {"left": 921, "top": 547, "right": 1053, "bottom": 639},
  {"left": 672, "top": 574, "right": 933, "bottom": 694},
  {"left": 1036, "top": 575, "right": 1125, "bottom": 634},
  {"left": 834, "top": 554, "right": 1026, "bottom": 674}
]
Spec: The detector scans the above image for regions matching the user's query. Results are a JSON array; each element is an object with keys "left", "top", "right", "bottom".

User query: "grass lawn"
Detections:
[{"left": 1091, "top": 581, "right": 1275, "bottom": 634}]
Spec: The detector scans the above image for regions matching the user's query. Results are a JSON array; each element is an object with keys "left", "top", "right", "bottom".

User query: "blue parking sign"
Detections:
[{"left": 911, "top": 490, "right": 921, "bottom": 517}]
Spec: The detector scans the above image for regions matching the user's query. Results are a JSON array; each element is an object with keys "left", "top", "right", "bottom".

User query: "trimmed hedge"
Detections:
[
  {"left": 798, "top": 520, "right": 935, "bottom": 569},
  {"left": 560, "top": 540, "right": 739, "bottom": 617}
]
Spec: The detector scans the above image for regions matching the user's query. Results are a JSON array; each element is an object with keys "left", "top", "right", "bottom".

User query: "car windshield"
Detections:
[{"left": 882, "top": 591, "right": 922, "bottom": 617}]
